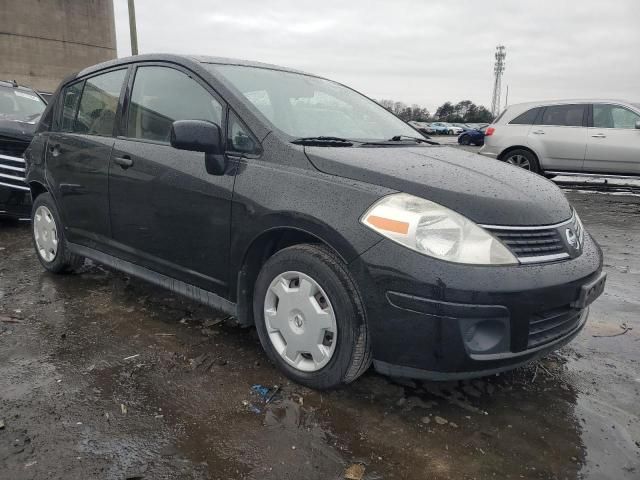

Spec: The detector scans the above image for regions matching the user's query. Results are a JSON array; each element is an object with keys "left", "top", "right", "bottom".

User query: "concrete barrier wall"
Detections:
[{"left": 0, "top": 0, "right": 117, "bottom": 92}]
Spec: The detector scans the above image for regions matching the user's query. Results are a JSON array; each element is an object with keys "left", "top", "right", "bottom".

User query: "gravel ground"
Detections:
[{"left": 0, "top": 172, "right": 638, "bottom": 479}]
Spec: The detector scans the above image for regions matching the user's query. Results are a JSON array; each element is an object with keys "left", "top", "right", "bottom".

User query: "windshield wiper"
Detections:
[
  {"left": 291, "top": 136, "right": 356, "bottom": 147},
  {"left": 389, "top": 135, "right": 440, "bottom": 145}
]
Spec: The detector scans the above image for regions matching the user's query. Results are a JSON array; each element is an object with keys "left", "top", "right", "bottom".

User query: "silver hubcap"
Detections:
[
  {"left": 264, "top": 271, "right": 337, "bottom": 372},
  {"left": 506, "top": 154, "right": 531, "bottom": 169},
  {"left": 34, "top": 205, "right": 59, "bottom": 262}
]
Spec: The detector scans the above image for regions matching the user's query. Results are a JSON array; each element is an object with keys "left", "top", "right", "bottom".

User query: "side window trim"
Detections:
[
  {"left": 112, "top": 65, "right": 133, "bottom": 138},
  {"left": 119, "top": 62, "right": 228, "bottom": 146}
]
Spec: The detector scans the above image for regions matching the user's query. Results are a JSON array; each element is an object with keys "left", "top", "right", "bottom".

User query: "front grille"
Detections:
[
  {"left": 0, "top": 136, "right": 29, "bottom": 157},
  {"left": 528, "top": 305, "right": 583, "bottom": 348},
  {"left": 483, "top": 213, "right": 583, "bottom": 264},
  {"left": 0, "top": 153, "right": 29, "bottom": 191},
  {"left": 491, "top": 228, "right": 566, "bottom": 258}
]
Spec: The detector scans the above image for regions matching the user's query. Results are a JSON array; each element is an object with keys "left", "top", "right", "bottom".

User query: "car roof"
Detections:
[
  {"left": 507, "top": 98, "right": 639, "bottom": 108},
  {"left": 496, "top": 98, "right": 640, "bottom": 123},
  {"left": 72, "top": 53, "right": 312, "bottom": 81}
]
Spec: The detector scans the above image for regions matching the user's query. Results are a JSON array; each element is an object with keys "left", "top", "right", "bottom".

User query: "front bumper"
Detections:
[{"left": 349, "top": 232, "right": 604, "bottom": 380}]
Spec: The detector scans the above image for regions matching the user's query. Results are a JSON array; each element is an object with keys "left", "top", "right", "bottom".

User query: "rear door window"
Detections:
[
  {"left": 74, "top": 69, "right": 126, "bottom": 136},
  {"left": 126, "top": 66, "right": 223, "bottom": 143},
  {"left": 509, "top": 107, "right": 540, "bottom": 125},
  {"left": 540, "top": 104, "right": 586, "bottom": 127},
  {"left": 593, "top": 104, "right": 640, "bottom": 129}
]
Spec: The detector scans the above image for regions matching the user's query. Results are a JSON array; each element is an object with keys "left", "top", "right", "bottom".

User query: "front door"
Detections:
[
  {"left": 584, "top": 103, "right": 640, "bottom": 174},
  {"left": 46, "top": 68, "right": 127, "bottom": 247},
  {"left": 527, "top": 104, "right": 587, "bottom": 171},
  {"left": 107, "top": 64, "right": 234, "bottom": 295}
]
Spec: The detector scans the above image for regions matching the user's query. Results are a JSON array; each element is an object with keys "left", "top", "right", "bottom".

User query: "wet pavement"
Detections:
[{"left": 1, "top": 188, "right": 639, "bottom": 480}]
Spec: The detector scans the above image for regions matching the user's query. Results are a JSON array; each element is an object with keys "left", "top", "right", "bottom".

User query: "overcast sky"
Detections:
[{"left": 112, "top": 0, "right": 639, "bottom": 112}]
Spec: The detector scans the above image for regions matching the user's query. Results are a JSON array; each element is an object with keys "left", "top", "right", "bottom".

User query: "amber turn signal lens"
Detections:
[{"left": 366, "top": 215, "right": 410, "bottom": 235}]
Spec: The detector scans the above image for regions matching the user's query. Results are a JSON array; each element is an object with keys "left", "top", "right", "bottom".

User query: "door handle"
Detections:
[
  {"left": 48, "top": 143, "right": 61, "bottom": 157},
  {"left": 591, "top": 134, "right": 607, "bottom": 138},
  {"left": 114, "top": 155, "right": 133, "bottom": 169},
  {"left": 532, "top": 130, "right": 545, "bottom": 135}
]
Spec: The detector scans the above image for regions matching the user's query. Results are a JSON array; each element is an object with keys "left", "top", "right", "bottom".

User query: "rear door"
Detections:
[
  {"left": 527, "top": 104, "right": 587, "bottom": 171},
  {"left": 584, "top": 103, "right": 640, "bottom": 174},
  {"left": 107, "top": 63, "right": 235, "bottom": 295},
  {"left": 46, "top": 68, "right": 127, "bottom": 248}
]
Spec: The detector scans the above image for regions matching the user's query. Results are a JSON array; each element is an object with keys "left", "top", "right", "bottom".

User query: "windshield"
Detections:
[
  {"left": 0, "top": 86, "right": 46, "bottom": 123},
  {"left": 207, "top": 64, "right": 418, "bottom": 141}
]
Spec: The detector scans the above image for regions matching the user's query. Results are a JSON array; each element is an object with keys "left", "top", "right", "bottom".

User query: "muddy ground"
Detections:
[{"left": 1, "top": 187, "right": 639, "bottom": 480}]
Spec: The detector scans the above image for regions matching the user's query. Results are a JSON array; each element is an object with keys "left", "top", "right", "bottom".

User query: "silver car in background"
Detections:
[{"left": 479, "top": 100, "right": 640, "bottom": 176}]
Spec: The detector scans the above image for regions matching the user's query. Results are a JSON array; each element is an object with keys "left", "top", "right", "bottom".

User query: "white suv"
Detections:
[{"left": 479, "top": 100, "right": 640, "bottom": 176}]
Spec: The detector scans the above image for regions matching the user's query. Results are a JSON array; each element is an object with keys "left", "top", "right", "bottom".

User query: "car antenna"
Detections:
[{"left": 12, "top": 80, "right": 19, "bottom": 88}]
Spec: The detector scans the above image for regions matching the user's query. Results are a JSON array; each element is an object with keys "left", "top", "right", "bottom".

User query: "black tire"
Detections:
[
  {"left": 31, "top": 192, "right": 83, "bottom": 273},
  {"left": 501, "top": 148, "right": 541, "bottom": 174},
  {"left": 459, "top": 135, "right": 470, "bottom": 146},
  {"left": 448, "top": 129, "right": 454, "bottom": 135},
  {"left": 253, "top": 244, "right": 371, "bottom": 389}
]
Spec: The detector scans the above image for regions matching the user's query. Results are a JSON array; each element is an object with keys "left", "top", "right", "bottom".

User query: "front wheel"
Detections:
[
  {"left": 31, "top": 193, "right": 83, "bottom": 273},
  {"left": 459, "top": 135, "right": 470, "bottom": 145},
  {"left": 502, "top": 149, "right": 540, "bottom": 174},
  {"left": 253, "top": 244, "right": 371, "bottom": 389}
]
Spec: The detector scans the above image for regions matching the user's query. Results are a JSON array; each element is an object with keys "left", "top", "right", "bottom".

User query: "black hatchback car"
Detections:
[{"left": 24, "top": 55, "right": 606, "bottom": 389}]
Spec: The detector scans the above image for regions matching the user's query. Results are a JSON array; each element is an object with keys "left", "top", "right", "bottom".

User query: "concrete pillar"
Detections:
[{"left": 0, "top": 0, "right": 117, "bottom": 92}]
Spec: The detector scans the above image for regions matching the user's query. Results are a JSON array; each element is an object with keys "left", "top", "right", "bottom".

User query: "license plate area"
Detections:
[{"left": 571, "top": 272, "right": 607, "bottom": 309}]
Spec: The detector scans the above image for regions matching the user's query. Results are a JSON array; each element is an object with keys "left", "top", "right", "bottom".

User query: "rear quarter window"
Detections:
[{"left": 509, "top": 107, "right": 541, "bottom": 125}]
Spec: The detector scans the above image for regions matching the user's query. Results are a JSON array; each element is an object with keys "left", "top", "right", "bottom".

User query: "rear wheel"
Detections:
[
  {"left": 502, "top": 149, "right": 540, "bottom": 173},
  {"left": 31, "top": 193, "right": 83, "bottom": 273},
  {"left": 253, "top": 244, "right": 371, "bottom": 389}
]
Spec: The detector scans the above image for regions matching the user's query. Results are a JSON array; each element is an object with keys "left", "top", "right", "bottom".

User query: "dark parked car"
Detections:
[
  {"left": 25, "top": 55, "right": 606, "bottom": 389},
  {"left": 0, "top": 80, "right": 47, "bottom": 219},
  {"left": 458, "top": 125, "right": 488, "bottom": 146}
]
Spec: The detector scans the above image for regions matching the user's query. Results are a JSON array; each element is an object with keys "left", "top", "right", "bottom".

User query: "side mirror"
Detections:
[
  {"left": 170, "top": 119, "right": 222, "bottom": 153},
  {"left": 170, "top": 120, "right": 227, "bottom": 175},
  {"left": 635, "top": 120, "right": 640, "bottom": 130}
]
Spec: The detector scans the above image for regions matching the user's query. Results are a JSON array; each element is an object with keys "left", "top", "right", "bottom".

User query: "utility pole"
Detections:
[
  {"left": 128, "top": 0, "right": 138, "bottom": 55},
  {"left": 490, "top": 45, "right": 506, "bottom": 117},
  {"left": 504, "top": 84, "right": 509, "bottom": 109}
]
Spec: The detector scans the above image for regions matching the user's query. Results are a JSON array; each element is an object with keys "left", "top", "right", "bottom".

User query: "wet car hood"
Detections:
[
  {"left": 305, "top": 145, "right": 572, "bottom": 226},
  {"left": 0, "top": 118, "right": 38, "bottom": 144}
]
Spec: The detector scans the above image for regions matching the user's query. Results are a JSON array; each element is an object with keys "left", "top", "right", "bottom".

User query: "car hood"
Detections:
[
  {"left": 0, "top": 118, "right": 37, "bottom": 144},
  {"left": 305, "top": 145, "right": 572, "bottom": 226}
]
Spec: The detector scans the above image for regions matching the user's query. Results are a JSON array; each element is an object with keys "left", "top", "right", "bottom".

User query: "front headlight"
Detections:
[{"left": 361, "top": 193, "right": 518, "bottom": 265}]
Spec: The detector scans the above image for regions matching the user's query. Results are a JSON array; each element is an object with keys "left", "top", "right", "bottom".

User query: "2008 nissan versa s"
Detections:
[{"left": 24, "top": 55, "right": 606, "bottom": 389}]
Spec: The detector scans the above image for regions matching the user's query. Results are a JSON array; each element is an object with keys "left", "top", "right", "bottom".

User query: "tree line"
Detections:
[{"left": 378, "top": 99, "right": 494, "bottom": 123}]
